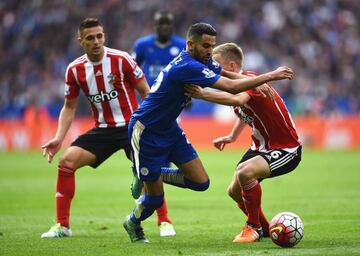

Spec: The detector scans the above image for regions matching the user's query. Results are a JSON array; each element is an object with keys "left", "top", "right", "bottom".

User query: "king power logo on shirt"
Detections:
[{"left": 87, "top": 89, "right": 119, "bottom": 103}]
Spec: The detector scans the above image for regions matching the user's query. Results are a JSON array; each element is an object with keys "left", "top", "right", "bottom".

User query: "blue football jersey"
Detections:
[
  {"left": 132, "top": 34, "right": 186, "bottom": 86},
  {"left": 132, "top": 50, "right": 222, "bottom": 130}
]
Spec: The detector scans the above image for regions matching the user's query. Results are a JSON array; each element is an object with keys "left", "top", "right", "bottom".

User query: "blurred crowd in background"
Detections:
[{"left": 1, "top": 0, "right": 359, "bottom": 119}]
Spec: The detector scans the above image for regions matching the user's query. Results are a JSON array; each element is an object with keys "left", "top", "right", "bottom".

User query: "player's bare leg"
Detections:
[
  {"left": 232, "top": 156, "right": 270, "bottom": 243},
  {"left": 41, "top": 146, "right": 96, "bottom": 238},
  {"left": 227, "top": 171, "right": 270, "bottom": 238},
  {"left": 161, "top": 157, "right": 210, "bottom": 191}
]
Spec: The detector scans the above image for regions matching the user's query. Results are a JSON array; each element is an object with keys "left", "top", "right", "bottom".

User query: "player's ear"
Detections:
[
  {"left": 186, "top": 39, "right": 193, "bottom": 51},
  {"left": 230, "top": 61, "right": 237, "bottom": 72}
]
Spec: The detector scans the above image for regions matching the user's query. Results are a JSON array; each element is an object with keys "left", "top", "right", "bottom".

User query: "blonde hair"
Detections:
[{"left": 213, "top": 43, "right": 244, "bottom": 68}]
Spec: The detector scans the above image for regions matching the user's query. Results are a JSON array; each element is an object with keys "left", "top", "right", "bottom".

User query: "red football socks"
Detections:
[
  {"left": 56, "top": 165, "right": 75, "bottom": 228},
  {"left": 259, "top": 207, "right": 269, "bottom": 232},
  {"left": 156, "top": 197, "right": 172, "bottom": 225},
  {"left": 241, "top": 179, "right": 261, "bottom": 227}
]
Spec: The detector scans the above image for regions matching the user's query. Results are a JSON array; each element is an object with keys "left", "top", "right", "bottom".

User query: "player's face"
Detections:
[
  {"left": 155, "top": 18, "right": 173, "bottom": 41},
  {"left": 191, "top": 34, "right": 216, "bottom": 64},
  {"left": 79, "top": 26, "right": 105, "bottom": 62}
]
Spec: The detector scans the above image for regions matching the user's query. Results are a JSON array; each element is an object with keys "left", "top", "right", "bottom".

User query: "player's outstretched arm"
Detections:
[
  {"left": 213, "top": 119, "right": 246, "bottom": 151},
  {"left": 42, "top": 98, "right": 77, "bottom": 163},
  {"left": 213, "top": 66, "right": 294, "bottom": 94},
  {"left": 184, "top": 85, "right": 250, "bottom": 106}
]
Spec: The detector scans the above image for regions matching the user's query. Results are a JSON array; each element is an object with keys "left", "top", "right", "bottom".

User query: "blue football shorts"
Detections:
[{"left": 129, "top": 118, "right": 198, "bottom": 182}]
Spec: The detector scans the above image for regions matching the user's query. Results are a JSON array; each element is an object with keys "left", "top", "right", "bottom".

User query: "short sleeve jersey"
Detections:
[
  {"left": 64, "top": 47, "right": 144, "bottom": 128},
  {"left": 132, "top": 50, "right": 221, "bottom": 130},
  {"left": 132, "top": 34, "right": 186, "bottom": 86},
  {"left": 233, "top": 71, "right": 301, "bottom": 151}
]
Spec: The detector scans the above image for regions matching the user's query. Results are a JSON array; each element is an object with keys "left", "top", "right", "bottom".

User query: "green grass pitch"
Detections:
[{"left": 1, "top": 149, "right": 360, "bottom": 256}]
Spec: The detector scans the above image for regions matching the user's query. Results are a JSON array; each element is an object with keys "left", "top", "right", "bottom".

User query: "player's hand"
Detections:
[
  {"left": 255, "top": 83, "right": 275, "bottom": 101},
  {"left": 213, "top": 135, "right": 234, "bottom": 151},
  {"left": 267, "top": 66, "right": 294, "bottom": 81},
  {"left": 41, "top": 138, "right": 62, "bottom": 163},
  {"left": 184, "top": 85, "right": 203, "bottom": 99}
]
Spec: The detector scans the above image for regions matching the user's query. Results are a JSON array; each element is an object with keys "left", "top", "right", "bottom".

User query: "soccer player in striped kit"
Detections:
[
  {"left": 41, "top": 18, "right": 149, "bottom": 238},
  {"left": 185, "top": 43, "right": 302, "bottom": 243}
]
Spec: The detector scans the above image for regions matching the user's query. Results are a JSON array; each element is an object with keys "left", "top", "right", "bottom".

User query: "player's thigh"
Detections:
[
  {"left": 169, "top": 131, "right": 208, "bottom": 182},
  {"left": 60, "top": 146, "right": 96, "bottom": 169},
  {"left": 130, "top": 120, "right": 169, "bottom": 182},
  {"left": 69, "top": 127, "right": 129, "bottom": 169},
  {"left": 237, "top": 155, "right": 270, "bottom": 180}
]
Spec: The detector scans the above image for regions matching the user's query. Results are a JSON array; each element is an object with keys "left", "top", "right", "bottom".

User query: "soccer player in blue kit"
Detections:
[
  {"left": 133, "top": 10, "right": 185, "bottom": 87},
  {"left": 131, "top": 10, "right": 185, "bottom": 237},
  {"left": 123, "top": 22, "right": 294, "bottom": 243}
]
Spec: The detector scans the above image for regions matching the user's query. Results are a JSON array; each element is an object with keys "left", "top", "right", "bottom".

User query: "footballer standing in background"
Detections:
[
  {"left": 130, "top": 10, "right": 185, "bottom": 237},
  {"left": 185, "top": 43, "right": 302, "bottom": 243},
  {"left": 41, "top": 18, "right": 149, "bottom": 238}
]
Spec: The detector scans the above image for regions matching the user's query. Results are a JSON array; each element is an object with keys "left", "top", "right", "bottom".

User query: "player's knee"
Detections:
[
  {"left": 184, "top": 178, "right": 210, "bottom": 191},
  {"left": 58, "top": 154, "right": 76, "bottom": 172},
  {"left": 58, "top": 156, "right": 76, "bottom": 171},
  {"left": 236, "top": 164, "right": 255, "bottom": 182},
  {"left": 227, "top": 184, "right": 236, "bottom": 199},
  {"left": 142, "top": 194, "right": 164, "bottom": 210}
]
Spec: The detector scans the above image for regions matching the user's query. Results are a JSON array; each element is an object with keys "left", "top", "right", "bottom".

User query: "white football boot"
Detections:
[
  {"left": 41, "top": 223, "right": 72, "bottom": 238},
  {"left": 159, "top": 222, "right": 176, "bottom": 237}
]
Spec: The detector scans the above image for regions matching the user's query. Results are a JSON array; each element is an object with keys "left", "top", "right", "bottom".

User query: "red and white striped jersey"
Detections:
[
  {"left": 233, "top": 71, "right": 301, "bottom": 152},
  {"left": 64, "top": 47, "right": 144, "bottom": 128}
]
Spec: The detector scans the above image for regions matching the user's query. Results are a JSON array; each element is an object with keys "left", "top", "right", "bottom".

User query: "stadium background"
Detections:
[
  {"left": 1, "top": 1, "right": 360, "bottom": 255},
  {"left": 0, "top": 0, "right": 359, "bottom": 150}
]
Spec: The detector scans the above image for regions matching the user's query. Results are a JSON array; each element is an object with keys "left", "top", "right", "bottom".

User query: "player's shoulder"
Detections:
[
  {"left": 135, "top": 34, "right": 156, "bottom": 46},
  {"left": 170, "top": 51, "right": 194, "bottom": 68},
  {"left": 106, "top": 47, "right": 134, "bottom": 61},
  {"left": 68, "top": 54, "right": 87, "bottom": 68},
  {"left": 242, "top": 70, "right": 263, "bottom": 96},
  {"left": 106, "top": 47, "right": 129, "bottom": 57},
  {"left": 242, "top": 70, "right": 277, "bottom": 98}
]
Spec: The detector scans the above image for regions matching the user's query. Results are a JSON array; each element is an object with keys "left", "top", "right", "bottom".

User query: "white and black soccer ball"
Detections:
[{"left": 269, "top": 211, "right": 304, "bottom": 248}]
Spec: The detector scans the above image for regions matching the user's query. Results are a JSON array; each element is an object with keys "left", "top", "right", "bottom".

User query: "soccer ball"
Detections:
[{"left": 269, "top": 211, "right": 304, "bottom": 248}]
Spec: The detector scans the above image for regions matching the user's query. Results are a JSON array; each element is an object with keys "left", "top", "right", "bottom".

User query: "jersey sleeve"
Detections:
[
  {"left": 174, "top": 60, "right": 221, "bottom": 88},
  {"left": 122, "top": 52, "right": 145, "bottom": 85},
  {"left": 242, "top": 71, "right": 265, "bottom": 98},
  {"left": 64, "top": 66, "right": 80, "bottom": 99},
  {"left": 208, "top": 58, "right": 222, "bottom": 74}
]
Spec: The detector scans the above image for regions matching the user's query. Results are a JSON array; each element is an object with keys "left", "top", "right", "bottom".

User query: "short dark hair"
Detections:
[
  {"left": 78, "top": 18, "right": 102, "bottom": 34},
  {"left": 186, "top": 23, "right": 217, "bottom": 41}
]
